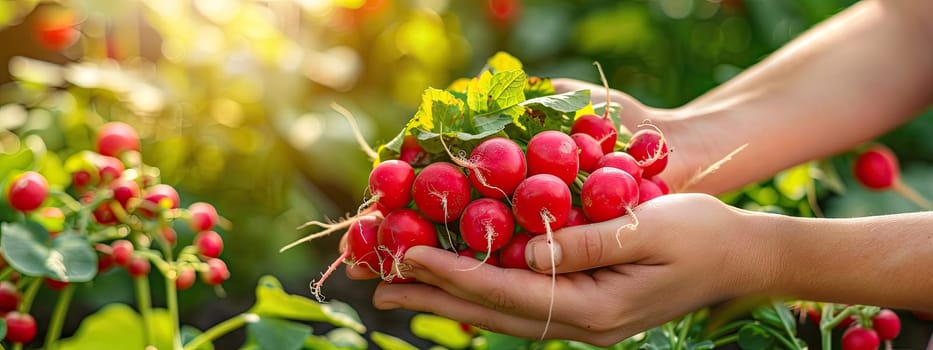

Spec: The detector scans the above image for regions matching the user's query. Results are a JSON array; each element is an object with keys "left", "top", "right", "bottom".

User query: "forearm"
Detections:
[
  {"left": 676, "top": 0, "right": 933, "bottom": 194},
  {"left": 761, "top": 212, "right": 933, "bottom": 312}
]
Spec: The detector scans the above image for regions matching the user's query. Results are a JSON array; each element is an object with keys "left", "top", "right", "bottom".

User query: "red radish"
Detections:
[
  {"left": 175, "top": 267, "right": 196, "bottom": 291},
  {"left": 626, "top": 128, "right": 670, "bottom": 177},
  {"left": 110, "top": 178, "right": 139, "bottom": 208},
  {"left": 597, "top": 152, "right": 643, "bottom": 181},
  {"left": 111, "top": 239, "right": 134, "bottom": 266},
  {"left": 572, "top": 133, "right": 603, "bottom": 173},
  {"left": 648, "top": 176, "right": 670, "bottom": 194},
  {"left": 4, "top": 312, "right": 37, "bottom": 344},
  {"left": 841, "top": 326, "right": 880, "bottom": 350},
  {"left": 872, "top": 309, "right": 901, "bottom": 341},
  {"left": 0, "top": 281, "right": 20, "bottom": 312},
  {"left": 399, "top": 135, "right": 430, "bottom": 166},
  {"left": 581, "top": 167, "right": 639, "bottom": 222},
  {"left": 188, "top": 202, "right": 219, "bottom": 232},
  {"left": 570, "top": 61, "right": 618, "bottom": 154},
  {"left": 201, "top": 258, "right": 230, "bottom": 285},
  {"left": 368, "top": 160, "right": 416, "bottom": 210},
  {"left": 637, "top": 178, "right": 664, "bottom": 205},
  {"left": 457, "top": 137, "right": 527, "bottom": 199},
  {"left": 853, "top": 144, "right": 932, "bottom": 209},
  {"left": 805, "top": 306, "right": 821, "bottom": 325},
  {"left": 194, "top": 231, "right": 224, "bottom": 258},
  {"left": 498, "top": 232, "right": 533, "bottom": 269},
  {"left": 346, "top": 215, "right": 382, "bottom": 272},
  {"left": 526, "top": 131, "right": 579, "bottom": 185},
  {"left": 459, "top": 198, "right": 515, "bottom": 256},
  {"left": 853, "top": 144, "right": 898, "bottom": 190},
  {"left": 6, "top": 171, "right": 49, "bottom": 212},
  {"left": 565, "top": 206, "right": 590, "bottom": 227},
  {"left": 97, "top": 122, "right": 140, "bottom": 157},
  {"left": 377, "top": 209, "right": 438, "bottom": 282},
  {"left": 411, "top": 162, "right": 471, "bottom": 223},
  {"left": 512, "top": 174, "right": 572, "bottom": 235},
  {"left": 126, "top": 256, "right": 151, "bottom": 278}
]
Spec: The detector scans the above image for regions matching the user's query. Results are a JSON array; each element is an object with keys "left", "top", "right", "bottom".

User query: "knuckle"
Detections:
[{"left": 578, "top": 228, "right": 605, "bottom": 268}]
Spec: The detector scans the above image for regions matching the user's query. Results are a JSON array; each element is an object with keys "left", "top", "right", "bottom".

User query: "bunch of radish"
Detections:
[{"left": 284, "top": 54, "right": 672, "bottom": 307}]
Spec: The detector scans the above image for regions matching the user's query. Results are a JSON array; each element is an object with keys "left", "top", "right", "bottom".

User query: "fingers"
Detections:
[
  {"left": 372, "top": 282, "right": 606, "bottom": 344},
  {"left": 399, "top": 246, "right": 596, "bottom": 322}
]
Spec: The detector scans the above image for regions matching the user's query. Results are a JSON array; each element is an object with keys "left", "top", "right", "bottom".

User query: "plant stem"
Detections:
[
  {"left": 0, "top": 267, "right": 14, "bottom": 281},
  {"left": 18, "top": 278, "right": 41, "bottom": 313},
  {"left": 712, "top": 334, "right": 739, "bottom": 347},
  {"left": 135, "top": 276, "right": 154, "bottom": 347},
  {"left": 44, "top": 284, "right": 76, "bottom": 350},
  {"left": 673, "top": 312, "right": 694, "bottom": 350},
  {"left": 821, "top": 304, "right": 834, "bottom": 350},
  {"left": 182, "top": 313, "right": 256, "bottom": 350}
]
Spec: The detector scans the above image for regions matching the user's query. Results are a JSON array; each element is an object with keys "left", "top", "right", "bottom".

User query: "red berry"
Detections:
[
  {"left": 872, "top": 309, "right": 901, "bottom": 341},
  {"left": 95, "top": 155, "right": 125, "bottom": 184},
  {"left": 160, "top": 226, "right": 177, "bottom": 246},
  {"left": 853, "top": 144, "right": 899, "bottom": 190},
  {"left": 97, "top": 251, "right": 114, "bottom": 274},
  {"left": 44, "top": 278, "right": 68, "bottom": 291},
  {"left": 110, "top": 178, "right": 140, "bottom": 208},
  {"left": 96, "top": 122, "right": 140, "bottom": 158},
  {"left": 4, "top": 312, "right": 37, "bottom": 344},
  {"left": 626, "top": 129, "right": 670, "bottom": 178},
  {"left": 806, "top": 307, "right": 821, "bottom": 325},
  {"left": 201, "top": 258, "right": 230, "bottom": 285},
  {"left": 72, "top": 170, "right": 94, "bottom": 188},
  {"left": 111, "top": 240, "right": 134, "bottom": 266},
  {"left": 6, "top": 171, "right": 49, "bottom": 212},
  {"left": 175, "top": 267, "right": 196, "bottom": 291},
  {"left": 0, "top": 281, "right": 21, "bottom": 313},
  {"left": 32, "top": 6, "right": 78, "bottom": 52},
  {"left": 486, "top": 0, "right": 521, "bottom": 27},
  {"left": 188, "top": 202, "right": 219, "bottom": 232},
  {"left": 194, "top": 231, "right": 224, "bottom": 258},
  {"left": 139, "top": 184, "right": 180, "bottom": 217},
  {"left": 92, "top": 200, "right": 119, "bottom": 225},
  {"left": 126, "top": 256, "right": 151, "bottom": 278},
  {"left": 841, "top": 326, "right": 880, "bottom": 350}
]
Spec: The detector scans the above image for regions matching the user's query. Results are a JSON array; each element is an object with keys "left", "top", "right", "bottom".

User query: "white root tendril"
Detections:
[
  {"left": 283, "top": 212, "right": 379, "bottom": 253},
  {"left": 429, "top": 186, "right": 458, "bottom": 252},
  {"left": 438, "top": 123, "right": 512, "bottom": 204},
  {"left": 634, "top": 122, "right": 671, "bottom": 169},
  {"left": 331, "top": 102, "right": 378, "bottom": 160},
  {"left": 539, "top": 208, "right": 557, "bottom": 341},
  {"left": 456, "top": 222, "right": 496, "bottom": 272},
  {"left": 615, "top": 206, "right": 640, "bottom": 248},
  {"left": 677, "top": 143, "right": 748, "bottom": 193}
]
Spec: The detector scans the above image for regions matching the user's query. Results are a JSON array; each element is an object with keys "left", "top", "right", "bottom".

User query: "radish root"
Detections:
[
  {"left": 615, "top": 206, "right": 640, "bottom": 248},
  {"left": 439, "top": 124, "right": 512, "bottom": 204},
  {"left": 539, "top": 208, "right": 557, "bottom": 341},
  {"left": 677, "top": 143, "right": 748, "bottom": 193},
  {"left": 309, "top": 250, "right": 350, "bottom": 302},
  {"left": 332, "top": 102, "right": 378, "bottom": 160}
]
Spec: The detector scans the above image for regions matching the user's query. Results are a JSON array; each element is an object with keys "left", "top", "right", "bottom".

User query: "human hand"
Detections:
[{"left": 370, "top": 193, "right": 779, "bottom": 346}]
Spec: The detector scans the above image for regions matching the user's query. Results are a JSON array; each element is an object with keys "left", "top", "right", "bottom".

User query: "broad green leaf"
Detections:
[
  {"left": 375, "top": 128, "right": 407, "bottom": 165},
  {"left": 181, "top": 326, "right": 214, "bottom": 350},
  {"left": 325, "top": 328, "right": 367, "bottom": 350},
  {"left": 485, "top": 51, "right": 523, "bottom": 73},
  {"left": 736, "top": 324, "right": 774, "bottom": 350},
  {"left": 58, "top": 304, "right": 174, "bottom": 350},
  {"left": 1, "top": 223, "right": 96, "bottom": 282},
  {"left": 524, "top": 77, "right": 556, "bottom": 99},
  {"left": 248, "top": 275, "right": 366, "bottom": 333},
  {"left": 751, "top": 306, "right": 784, "bottom": 330},
  {"left": 642, "top": 327, "right": 671, "bottom": 350},
  {"left": 774, "top": 164, "right": 810, "bottom": 200},
  {"left": 370, "top": 331, "right": 419, "bottom": 350},
  {"left": 771, "top": 301, "right": 797, "bottom": 336},
  {"left": 409, "top": 88, "right": 465, "bottom": 135},
  {"left": 246, "top": 318, "right": 312, "bottom": 350},
  {"left": 411, "top": 314, "right": 471, "bottom": 349},
  {"left": 520, "top": 90, "right": 591, "bottom": 113},
  {"left": 302, "top": 335, "right": 340, "bottom": 350},
  {"left": 0, "top": 148, "right": 35, "bottom": 183},
  {"left": 482, "top": 332, "right": 532, "bottom": 350}
]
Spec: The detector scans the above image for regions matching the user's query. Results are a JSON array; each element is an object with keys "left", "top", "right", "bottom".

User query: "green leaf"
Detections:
[
  {"left": 181, "top": 326, "right": 214, "bottom": 350},
  {"left": 0, "top": 317, "right": 6, "bottom": 340},
  {"left": 411, "top": 314, "right": 472, "bottom": 349},
  {"left": 375, "top": 128, "right": 407, "bottom": 164},
  {"left": 325, "top": 328, "right": 367, "bottom": 350},
  {"left": 737, "top": 324, "right": 774, "bottom": 350},
  {"left": 520, "top": 90, "right": 592, "bottom": 113},
  {"left": 513, "top": 90, "right": 592, "bottom": 138},
  {"left": 1, "top": 223, "right": 96, "bottom": 282},
  {"left": 751, "top": 307, "right": 784, "bottom": 330},
  {"left": 248, "top": 275, "right": 366, "bottom": 333},
  {"left": 246, "top": 318, "right": 312, "bottom": 350},
  {"left": 481, "top": 332, "right": 532, "bottom": 350},
  {"left": 687, "top": 340, "right": 716, "bottom": 350},
  {"left": 524, "top": 77, "right": 556, "bottom": 99},
  {"left": 485, "top": 51, "right": 523, "bottom": 73},
  {"left": 771, "top": 301, "right": 797, "bottom": 338},
  {"left": 642, "top": 327, "right": 671, "bottom": 350},
  {"left": 410, "top": 88, "right": 465, "bottom": 135},
  {"left": 0, "top": 148, "right": 35, "bottom": 183},
  {"left": 58, "top": 304, "right": 174, "bottom": 350},
  {"left": 370, "top": 331, "right": 419, "bottom": 350},
  {"left": 774, "top": 164, "right": 810, "bottom": 200}
]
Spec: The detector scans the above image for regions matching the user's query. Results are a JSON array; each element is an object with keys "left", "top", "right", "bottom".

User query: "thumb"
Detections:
[{"left": 524, "top": 212, "right": 649, "bottom": 274}]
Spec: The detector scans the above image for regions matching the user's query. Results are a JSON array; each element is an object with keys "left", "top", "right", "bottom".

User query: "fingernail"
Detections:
[
  {"left": 525, "top": 238, "right": 561, "bottom": 271},
  {"left": 374, "top": 300, "right": 400, "bottom": 310}
]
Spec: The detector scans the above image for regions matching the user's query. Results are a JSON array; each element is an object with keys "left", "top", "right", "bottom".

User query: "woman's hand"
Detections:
[{"left": 369, "top": 194, "right": 780, "bottom": 346}]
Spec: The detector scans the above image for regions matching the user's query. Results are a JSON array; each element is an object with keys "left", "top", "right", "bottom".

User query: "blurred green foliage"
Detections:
[{"left": 1, "top": 0, "right": 931, "bottom": 348}]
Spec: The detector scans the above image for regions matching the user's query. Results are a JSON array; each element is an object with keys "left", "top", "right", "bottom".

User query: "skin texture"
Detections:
[{"left": 343, "top": 0, "right": 933, "bottom": 345}]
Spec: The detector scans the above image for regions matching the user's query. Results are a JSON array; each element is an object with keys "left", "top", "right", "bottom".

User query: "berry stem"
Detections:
[
  {"left": 673, "top": 312, "right": 694, "bottom": 350},
  {"left": 165, "top": 268, "right": 182, "bottom": 350},
  {"left": 17, "top": 278, "right": 41, "bottom": 313},
  {"left": 0, "top": 266, "right": 14, "bottom": 281},
  {"left": 712, "top": 334, "right": 739, "bottom": 348},
  {"left": 48, "top": 190, "right": 82, "bottom": 213},
  {"left": 891, "top": 181, "right": 933, "bottom": 210},
  {"left": 182, "top": 313, "right": 256, "bottom": 350},
  {"left": 134, "top": 275, "right": 155, "bottom": 347},
  {"left": 44, "top": 283, "right": 75, "bottom": 350}
]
